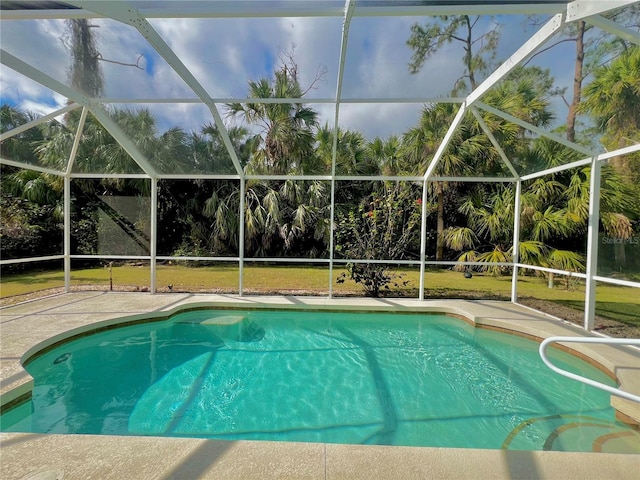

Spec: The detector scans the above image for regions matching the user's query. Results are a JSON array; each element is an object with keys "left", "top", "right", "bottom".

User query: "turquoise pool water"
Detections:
[{"left": 2, "top": 309, "right": 638, "bottom": 452}]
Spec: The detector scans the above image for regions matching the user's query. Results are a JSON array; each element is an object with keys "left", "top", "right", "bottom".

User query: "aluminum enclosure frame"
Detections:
[{"left": 1, "top": 0, "right": 639, "bottom": 332}]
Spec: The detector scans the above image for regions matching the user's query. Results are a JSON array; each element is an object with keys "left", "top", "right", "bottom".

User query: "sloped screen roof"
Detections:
[{"left": 0, "top": 0, "right": 636, "bottom": 179}]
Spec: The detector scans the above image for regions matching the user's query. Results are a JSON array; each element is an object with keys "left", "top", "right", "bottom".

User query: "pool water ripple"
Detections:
[{"left": 1, "top": 309, "right": 638, "bottom": 453}]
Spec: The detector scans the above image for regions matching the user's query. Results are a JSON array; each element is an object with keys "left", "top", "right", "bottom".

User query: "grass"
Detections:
[{"left": 1, "top": 264, "right": 638, "bottom": 327}]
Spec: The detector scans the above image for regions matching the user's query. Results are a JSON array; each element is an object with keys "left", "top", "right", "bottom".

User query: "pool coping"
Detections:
[{"left": 1, "top": 292, "right": 639, "bottom": 479}]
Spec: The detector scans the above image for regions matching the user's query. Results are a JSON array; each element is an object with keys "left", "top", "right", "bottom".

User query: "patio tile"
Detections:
[{"left": 0, "top": 434, "right": 325, "bottom": 480}]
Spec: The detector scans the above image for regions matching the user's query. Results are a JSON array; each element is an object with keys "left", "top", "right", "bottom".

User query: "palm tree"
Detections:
[
  {"left": 1, "top": 105, "right": 43, "bottom": 164},
  {"left": 220, "top": 59, "right": 331, "bottom": 257},
  {"left": 369, "top": 135, "right": 403, "bottom": 176},
  {"left": 448, "top": 182, "right": 585, "bottom": 277},
  {"left": 1, "top": 105, "right": 64, "bottom": 261},
  {"left": 446, "top": 128, "right": 637, "bottom": 278},
  {"left": 403, "top": 102, "right": 484, "bottom": 261},
  {"left": 580, "top": 46, "right": 640, "bottom": 178},
  {"left": 1, "top": 105, "right": 62, "bottom": 208},
  {"left": 316, "top": 125, "right": 377, "bottom": 176},
  {"left": 315, "top": 125, "right": 381, "bottom": 221},
  {"left": 192, "top": 123, "right": 256, "bottom": 174},
  {"left": 226, "top": 60, "right": 321, "bottom": 176},
  {"left": 436, "top": 67, "right": 562, "bottom": 273}
]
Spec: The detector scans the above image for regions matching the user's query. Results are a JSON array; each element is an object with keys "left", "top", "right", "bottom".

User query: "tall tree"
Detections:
[
  {"left": 316, "top": 126, "right": 378, "bottom": 215},
  {"left": 580, "top": 46, "right": 640, "bottom": 177},
  {"left": 227, "top": 56, "right": 322, "bottom": 175},
  {"left": 369, "top": 136, "right": 403, "bottom": 176},
  {"left": 403, "top": 103, "right": 472, "bottom": 261},
  {"left": 525, "top": 5, "right": 640, "bottom": 142},
  {"left": 1, "top": 106, "right": 63, "bottom": 263},
  {"left": 439, "top": 71, "right": 551, "bottom": 267},
  {"left": 407, "top": 15, "right": 500, "bottom": 94},
  {"left": 580, "top": 47, "right": 640, "bottom": 269},
  {"left": 406, "top": 15, "right": 501, "bottom": 260},
  {"left": 221, "top": 57, "right": 330, "bottom": 257},
  {"left": 64, "top": 19, "right": 104, "bottom": 97}
]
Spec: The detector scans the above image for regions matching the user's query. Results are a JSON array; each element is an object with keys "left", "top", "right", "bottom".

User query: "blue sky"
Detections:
[{"left": 0, "top": 11, "right": 580, "bottom": 141}]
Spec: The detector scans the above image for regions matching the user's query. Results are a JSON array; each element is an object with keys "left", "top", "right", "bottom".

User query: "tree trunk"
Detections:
[
  {"left": 614, "top": 240, "right": 627, "bottom": 272},
  {"left": 609, "top": 137, "right": 632, "bottom": 176},
  {"left": 566, "top": 20, "right": 585, "bottom": 143},
  {"left": 436, "top": 182, "right": 444, "bottom": 261},
  {"left": 464, "top": 16, "right": 477, "bottom": 91}
]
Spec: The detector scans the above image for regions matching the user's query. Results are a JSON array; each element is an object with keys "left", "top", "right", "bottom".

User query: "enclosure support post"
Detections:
[
  {"left": 328, "top": 0, "right": 355, "bottom": 299},
  {"left": 584, "top": 158, "right": 602, "bottom": 331},
  {"left": 328, "top": 177, "right": 336, "bottom": 298},
  {"left": 63, "top": 108, "right": 88, "bottom": 293},
  {"left": 64, "top": 175, "right": 71, "bottom": 292},
  {"left": 419, "top": 179, "right": 428, "bottom": 301},
  {"left": 150, "top": 178, "right": 157, "bottom": 294},
  {"left": 511, "top": 180, "right": 522, "bottom": 303},
  {"left": 239, "top": 178, "right": 245, "bottom": 296}
]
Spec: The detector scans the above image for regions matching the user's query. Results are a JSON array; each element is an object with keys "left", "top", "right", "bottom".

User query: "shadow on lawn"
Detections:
[
  {"left": 1, "top": 274, "right": 112, "bottom": 286},
  {"left": 1, "top": 274, "right": 64, "bottom": 285},
  {"left": 554, "top": 299, "right": 640, "bottom": 326}
]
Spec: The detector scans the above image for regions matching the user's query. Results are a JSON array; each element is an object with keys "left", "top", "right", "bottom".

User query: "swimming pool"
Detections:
[{"left": 2, "top": 308, "right": 639, "bottom": 453}]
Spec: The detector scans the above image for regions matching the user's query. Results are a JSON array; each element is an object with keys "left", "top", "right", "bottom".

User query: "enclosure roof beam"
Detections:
[
  {"left": 423, "top": 102, "right": 468, "bottom": 180},
  {"left": 466, "top": 12, "right": 565, "bottom": 106},
  {"left": 356, "top": 3, "right": 567, "bottom": 17},
  {"left": 0, "top": 2, "right": 570, "bottom": 20},
  {"left": 0, "top": 157, "right": 65, "bottom": 176},
  {"left": 566, "top": 0, "right": 637, "bottom": 22},
  {"left": 139, "top": 1, "right": 569, "bottom": 18},
  {"left": 0, "top": 49, "right": 157, "bottom": 178},
  {"left": 584, "top": 15, "right": 640, "bottom": 47},
  {"left": 143, "top": 174, "right": 516, "bottom": 182},
  {"left": 90, "top": 97, "right": 465, "bottom": 105},
  {"left": 65, "top": 107, "right": 88, "bottom": 176},
  {"left": 469, "top": 107, "right": 520, "bottom": 180},
  {"left": 595, "top": 142, "right": 640, "bottom": 162},
  {"left": 520, "top": 142, "right": 640, "bottom": 181},
  {"left": 520, "top": 158, "right": 592, "bottom": 181},
  {"left": 0, "top": 8, "right": 99, "bottom": 20},
  {"left": 331, "top": 0, "right": 355, "bottom": 178},
  {"left": 475, "top": 101, "right": 596, "bottom": 157},
  {"left": 69, "top": 0, "right": 245, "bottom": 179},
  {"left": 156, "top": 174, "right": 241, "bottom": 181},
  {"left": 0, "top": 103, "right": 79, "bottom": 143},
  {"left": 70, "top": 172, "right": 150, "bottom": 179}
]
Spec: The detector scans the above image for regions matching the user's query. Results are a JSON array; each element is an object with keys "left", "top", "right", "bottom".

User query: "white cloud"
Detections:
[
  {"left": 0, "top": 19, "right": 70, "bottom": 115},
  {"left": 150, "top": 17, "right": 286, "bottom": 98},
  {"left": 17, "top": 97, "right": 66, "bottom": 117},
  {"left": 0, "top": 68, "right": 66, "bottom": 115},
  {"left": 284, "top": 16, "right": 343, "bottom": 98},
  {"left": 1, "top": 11, "right": 581, "bottom": 144},
  {"left": 338, "top": 103, "right": 423, "bottom": 141},
  {"left": 1, "top": 19, "right": 68, "bottom": 83},
  {"left": 92, "top": 18, "right": 193, "bottom": 100}
]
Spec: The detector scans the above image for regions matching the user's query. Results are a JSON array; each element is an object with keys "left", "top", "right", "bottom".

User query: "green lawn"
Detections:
[{"left": 1, "top": 264, "right": 638, "bottom": 327}]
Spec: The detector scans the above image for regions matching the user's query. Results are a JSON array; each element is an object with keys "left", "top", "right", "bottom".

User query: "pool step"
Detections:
[
  {"left": 592, "top": 429, "right": 640, "bottom": 454},
  {"left": 174, "top": 313, "right": 265, "bottom": 342},
  {"left": 502, "top": 414, "right": 640, "bottom": 453}
]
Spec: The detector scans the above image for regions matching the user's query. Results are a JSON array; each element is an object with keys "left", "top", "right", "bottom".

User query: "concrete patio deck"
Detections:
[{"left": 1, "top": 292, "right": 639, "bottom": 479}]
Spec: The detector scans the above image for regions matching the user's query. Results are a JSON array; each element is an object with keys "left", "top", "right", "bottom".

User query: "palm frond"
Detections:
[{"left": 444, "top": 226, "right": 478, "bottom": 251}]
